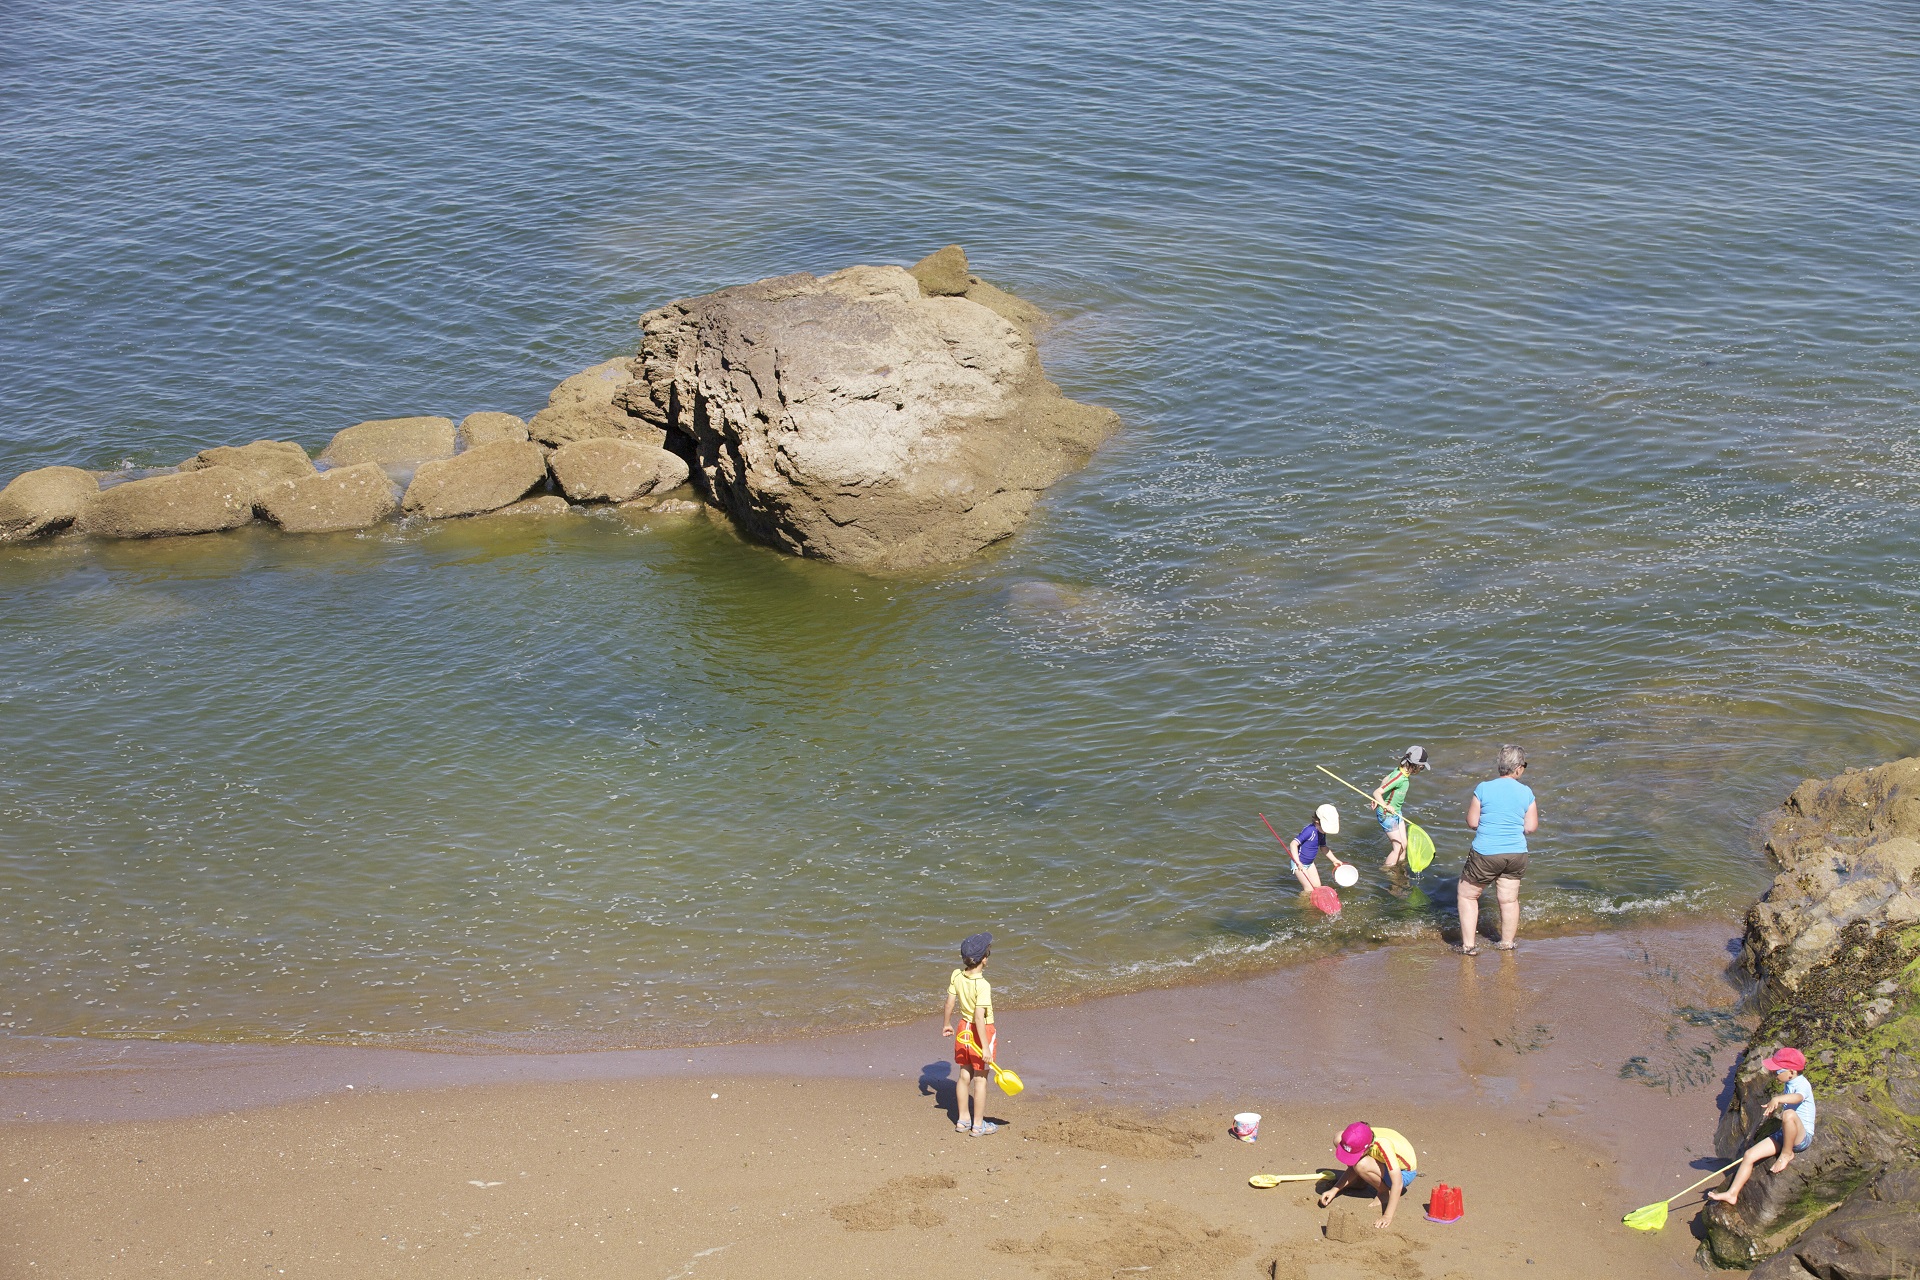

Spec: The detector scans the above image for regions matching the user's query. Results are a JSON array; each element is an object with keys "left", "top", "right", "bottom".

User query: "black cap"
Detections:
[
  {"left": 1403, "top": 745, "right": 1430, "bottom": 770},
  {"left": 961, "top": 932, "right": 992, "bottom": 964}
]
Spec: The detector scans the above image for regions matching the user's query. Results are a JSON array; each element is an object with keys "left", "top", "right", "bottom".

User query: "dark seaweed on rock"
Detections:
[{"left": 1703, "top": 758, "right": 1920, "bottom": 1276}]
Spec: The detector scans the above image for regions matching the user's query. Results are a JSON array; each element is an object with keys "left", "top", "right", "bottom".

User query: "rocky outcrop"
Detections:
[
  {"left": 483, "top": 495, "right": 572, "bottom": 518},
  {"left": 75, "top": 468, "right": 255, "bottom": 539},
  {"left": 401, "top": 441, "right": 547, "bottom": 518},
  {"left": 618, "top": 245, "right": 1115, "bottom": 571},
  {"left": 548, "top": 436, "right": 689, "bottom": 504},
  {"left": 528, "top": 359, "right": 661, "bottom": 448},
  {"left": 0, "top": 466, "right": 98, "bottom": 542},
  {"left": 457, "top": 412, "right": 530, "bottom": 449},
  {"left": 259, "top": 463, "right": 399, "bottom": 534},
  {"left": 319, "top": 416, "right": 457, "bottom": 467},
  {"left": 1704, "top": 758, "right": 1920, "bottom": 1275},
  {"left": 178, "top": 440, "right": 316, "bottom": 501}
]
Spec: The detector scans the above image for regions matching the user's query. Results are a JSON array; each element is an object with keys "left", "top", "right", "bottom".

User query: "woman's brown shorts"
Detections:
[{"left": 1462, "top": 852, "right": 1528, "bottom": 886}]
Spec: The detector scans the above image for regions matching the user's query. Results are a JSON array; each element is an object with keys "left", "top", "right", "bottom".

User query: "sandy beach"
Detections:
[{"left": 1, "top": 920, "right": 1748, "bottom": 1278}]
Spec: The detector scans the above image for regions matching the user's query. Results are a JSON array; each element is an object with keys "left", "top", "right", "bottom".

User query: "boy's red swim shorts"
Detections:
[{"left": 954, "top": 1022, "right": 997, "bottom": 1072}]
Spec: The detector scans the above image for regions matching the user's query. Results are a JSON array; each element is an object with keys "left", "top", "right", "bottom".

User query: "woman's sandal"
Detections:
[
  {"left": 1452, "top": 944, "right": 1480, "bottom": 956},
  {"left": 1492, "top": 941, "right": 1518, "bottom": 951}
]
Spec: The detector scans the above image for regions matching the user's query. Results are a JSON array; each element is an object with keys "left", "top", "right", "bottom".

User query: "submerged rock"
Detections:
[
  {"left": 618, "top": 245, "right": 1117, "bottom": 571},
  {"left": 483, "top": 494, "right": 572, "bottom": 518},
  {"left": 319, "top": 416, "right": 457, "bottom": 467},
  {"left": 75, "top": 467, "right": 255, "bottom": 539},
  {"left": 548, "top": 436, "right": 689, "bottom": 504},
  {"left": 259, "top": 463, "right": 399, "bottom": 534},
  {"left": 457, "top": 412, "right": 530, "bottom": 449},
  {"left": 529, "top": 359, "right": 661, "bottom": 448},
  {"left": 1704, "top": 757, "right": 1920, "bottom": 1273},
  {"left": 0, "top": 465, "right": 99, "bottom": 542},
  {"left": 401, "top": 441, "right": 547, "bottom": 518}
]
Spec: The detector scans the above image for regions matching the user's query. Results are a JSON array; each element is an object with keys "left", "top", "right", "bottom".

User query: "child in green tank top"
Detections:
[{"left": 1370, "top": 746, "right": 1429, "bottom": 869}]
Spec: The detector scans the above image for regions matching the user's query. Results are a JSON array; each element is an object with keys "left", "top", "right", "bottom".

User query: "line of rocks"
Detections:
[{"left": 0, "top": 362, "right": 692, "bottom": 543}]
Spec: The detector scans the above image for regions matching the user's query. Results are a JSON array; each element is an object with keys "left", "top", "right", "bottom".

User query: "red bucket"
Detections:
[{"left": 1425, "top": 1183, "right": 1464, "bottom": 1223}]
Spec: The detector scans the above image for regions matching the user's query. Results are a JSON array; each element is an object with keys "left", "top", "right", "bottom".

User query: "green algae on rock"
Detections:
[{"left": 1704, "top": 758, "right": 1920, "bottom": 1275}]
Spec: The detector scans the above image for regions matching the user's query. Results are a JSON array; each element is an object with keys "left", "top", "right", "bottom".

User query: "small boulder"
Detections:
[
  {"left": 483, "top": 495, "right": 572, "bottom": 518},
  {"left": 401, "top": 441, "right": 547, "bottom": 518},
  {"left": 75, "top": 467, "right": 255, "bottom": 539},
  {"left": 319, "top": 416, "right": 456, "bottom": 467},
  {"left": 548, "top": 437, "right": 689, "bottom": 503},
  {"left": 528, "top": 358, "right": 661, "bottom": 447},
  {"left": 179, "top": 440, "right": 317, "bottom": 501},
  {"left": 0, "top": 466, "right": 99, "bottom": 542},
  {"left": 908, "top": 243, "right": 972, "bottom": 296},
  {"left": 259, "top": 463, "right": 398, "bottom": 533},
  {"left": 458, "top": 412, "right": 530, "bottom": 449}
]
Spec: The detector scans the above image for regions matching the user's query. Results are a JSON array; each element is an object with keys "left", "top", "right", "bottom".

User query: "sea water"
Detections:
[{"left": 2, "top": 0, "right": 1917, "bottom": 1050}]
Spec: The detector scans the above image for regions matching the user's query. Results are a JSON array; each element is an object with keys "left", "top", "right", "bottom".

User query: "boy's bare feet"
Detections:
[
  {"left": 1706, "top": 1189, "right": 1735, "bottom": 1204},
  {"left": 1769, "top": 1154, "right": 1794, "bottom": 1174}
]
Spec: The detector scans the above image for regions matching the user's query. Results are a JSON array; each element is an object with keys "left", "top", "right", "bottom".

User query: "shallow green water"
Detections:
[{"left": 3, "top": 0, "right": 1918, "bottom": 1049}]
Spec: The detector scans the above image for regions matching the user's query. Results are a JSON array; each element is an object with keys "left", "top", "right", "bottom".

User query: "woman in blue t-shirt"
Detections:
[{"left": 1456, "top": 744, "right": 1538, "bottom": 955}]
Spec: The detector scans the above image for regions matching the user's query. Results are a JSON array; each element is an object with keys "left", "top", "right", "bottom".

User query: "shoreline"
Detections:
[{"left": 0, "top": 919, "right": 1747, "bottom": 1278}]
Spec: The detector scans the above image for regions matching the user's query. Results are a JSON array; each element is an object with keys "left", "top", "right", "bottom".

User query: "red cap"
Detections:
[
  {"left": 1761, "top": 1047, "right": 1806, "bottom": 1073},
  {"left": 1335, "top": 1122, "right": 1374, "bottom": 1166}
]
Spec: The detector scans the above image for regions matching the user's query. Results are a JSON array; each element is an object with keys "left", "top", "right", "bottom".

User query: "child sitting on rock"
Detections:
[
  {"left": 1318, "top": 1121, "right": 1418, "bottom": 1229},
  {"left": 1708, "top": 1047, "right": 1816, "bottom": 1205}
]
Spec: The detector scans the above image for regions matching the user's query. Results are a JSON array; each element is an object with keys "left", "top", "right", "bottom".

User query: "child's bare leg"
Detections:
[
  {"left": 1708, "top": 1138, "right": 1776, "bottom": 1204},
  {"left": 1385, "top": 829, "right": 1406, "bottom": 867},
  {"left": 971, "top": 1074, "right": 989, "bottom": 1127},
  {"left": 1771, "top": 1113, "right": 1805, "bottom": 1173},
  {"left": 1348, "top": 1158, "right": 1388, "bottom": 1212},
  {"left": 955, "top": 1066, "right": 975, "bottom": 1128},
  {"left": 1294, "top": 862, "right": 1323, "bottom": 895}
]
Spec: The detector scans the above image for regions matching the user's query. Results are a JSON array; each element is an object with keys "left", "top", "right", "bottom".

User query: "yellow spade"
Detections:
[
  {"left": 1249, "top": 1172, "right": 1333, "bottom": 1189},
  {"left": 1623, "top": 1160, "right": 1740, "bottom": 1231},
  {"left": 991, "top": 1061, "right": 1025, "bottom": 1096}
]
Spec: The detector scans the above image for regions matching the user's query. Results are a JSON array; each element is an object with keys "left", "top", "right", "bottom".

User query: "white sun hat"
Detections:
[{"left": 1315, "top": 803, "right": 1340, "bottom": 833}]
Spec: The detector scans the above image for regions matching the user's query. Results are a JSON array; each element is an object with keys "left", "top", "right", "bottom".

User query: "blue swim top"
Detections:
[{"left": 1471, "top": 777, "right": 1536, "bottom": 855}]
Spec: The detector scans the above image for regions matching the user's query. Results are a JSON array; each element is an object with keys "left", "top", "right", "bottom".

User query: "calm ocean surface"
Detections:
[{"left": 3, "top": 0, "right": 1917, "bottom": 1051}]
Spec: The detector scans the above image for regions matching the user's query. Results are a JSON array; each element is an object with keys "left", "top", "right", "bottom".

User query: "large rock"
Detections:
[
  {"left": 457, "top": 412, "right": 530, "bottom": 449},
  {"left": 0, "top": 466, "right": 99, "bottom": 542},
  {"left": 319, "top": 416, "right": 456, "bottom": 467},
  {"left": 75, "top": 467, "right": 255, "bottom": 539},
  {"left": 179, "top": 440, "right": 317, "bottom": 501},
  {"left": 1703, "top": 759, "right": 1920, "bottom": 1272},
  {"left": 528, "top": 359, "right": 662, "bottom": 448},
  {"left": 401, "top": 441, "right": 547, "bottom": 518},
  {"left": 259, "top": 463, "right": 398, "bottom": 533},
  {"left": 617, "top": 250, "right": 1117, "bottom": 571},
  {"left": 548, "top": 436, "right": 689, "bottom": 504}
]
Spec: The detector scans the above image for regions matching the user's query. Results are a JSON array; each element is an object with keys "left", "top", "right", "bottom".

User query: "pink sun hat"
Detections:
[
  {"left": 1761, "top": 1047, "right": 1806, "bottom": 1073},
  {"left": 1334, "top": 1122, "right": 1374, "bottom": 1166}
]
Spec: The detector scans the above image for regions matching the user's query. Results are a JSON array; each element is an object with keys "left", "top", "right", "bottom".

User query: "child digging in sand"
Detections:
[
  {"left": 1708, "top": 1047, "right": 1816, "bottom": 1205},
  {"left": 941, "top": 931, "right": 999, "bottom": 1136},
  {"left": 1317, "top": 1121, "right": 1418, "bottom": 1229}
]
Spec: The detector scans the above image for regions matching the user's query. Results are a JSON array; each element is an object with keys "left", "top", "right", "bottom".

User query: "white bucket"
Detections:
[
  {"left": 1333, "top": 863, "right": 1359, "bottom": 888},
  {"left": 1231, "top": 1112, "right": 1261, "bottom": 1142}
]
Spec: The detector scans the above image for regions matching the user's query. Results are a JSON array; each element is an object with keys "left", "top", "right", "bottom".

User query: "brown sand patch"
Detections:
[
  {"left": 1263, "top": 1225, "right": 1429, "bottom": 1280},
  {"left": 830, "top": 1172, "right": 958, "bottom": 1231},
  {"left": 1023, "top": 1107, "right": 1217, "bottom": 1159},
  {"left": 993, "top": 1193, "right": 1254, "bottom": 1280}
]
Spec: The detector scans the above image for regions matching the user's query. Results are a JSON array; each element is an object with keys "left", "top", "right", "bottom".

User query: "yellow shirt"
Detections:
[
  {"left": 948, "top": 968, "right": 993, "bottom": 1024},
  {"left": 1368, "top": 1128, "right": 1417, "bottom": 1173}
]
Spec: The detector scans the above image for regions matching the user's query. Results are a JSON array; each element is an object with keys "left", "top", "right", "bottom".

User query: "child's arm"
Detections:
[
  {"left": 1378, "top": 1166, "right": 1403, "bottom": 1228},
  {"left": 973, "top": 1004, "right": 994, "bottom": 1065},
  {"left": 1370, "top": 769, "right": 1400, "bottom": 810},
  {"left": 1288, "top": 838, "right": 1303, "bottom": 866},
  {"left": 942, "top": 991, "right": 956, "bottom": 1037},
  {"left": 1766, "top": 1092, "right": 1804, "bottom": 1114}
]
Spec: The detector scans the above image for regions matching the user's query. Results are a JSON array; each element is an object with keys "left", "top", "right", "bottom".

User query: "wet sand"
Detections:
[{"left": 0, "top": 920, "right": 1748, "bottom": 1278}]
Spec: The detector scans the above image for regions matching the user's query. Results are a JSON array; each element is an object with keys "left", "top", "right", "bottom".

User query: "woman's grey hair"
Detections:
[{"left": 1497, "top": 744, "right": 1528, "bottom": 776}]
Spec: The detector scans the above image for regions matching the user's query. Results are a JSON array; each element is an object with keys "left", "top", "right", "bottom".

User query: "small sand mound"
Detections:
[
  {"left": 1023, "top": 1107, "right": 1216, "bottom": 1159},
  {"left": 994, "top": 1195, "right": 1253, "bottom": 1280},
  {"left": 828, "top": 1172, "right": 957, "bottom": 1231}
]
